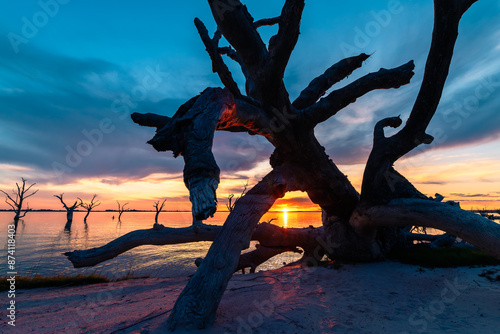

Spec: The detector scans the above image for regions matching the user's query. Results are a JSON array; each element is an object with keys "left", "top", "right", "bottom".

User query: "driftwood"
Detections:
[
  {"left": 65, "top": 221, "right": 317, "bottom": 271},
  {"left": 65, "top": 0, "right": 500, "bottom": 330}
]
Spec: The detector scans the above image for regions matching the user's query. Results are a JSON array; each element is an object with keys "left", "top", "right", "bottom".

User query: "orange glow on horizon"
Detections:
[
  {"left": 1, "top": 138, "right": 499, "bottom": 212},
  {"left": 283, "top": 208, "right": 288, "bottom": 228}
]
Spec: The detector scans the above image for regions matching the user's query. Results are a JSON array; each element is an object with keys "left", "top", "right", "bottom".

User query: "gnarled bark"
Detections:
[
  {"left": 351, "top": 199, "right": 500, "bottom": 259},
  {"left": 64, "top": 0, "right": 499, "bottom": 331}
]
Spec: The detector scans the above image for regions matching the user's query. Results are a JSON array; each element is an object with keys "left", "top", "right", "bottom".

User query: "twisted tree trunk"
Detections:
[{"left": 64, "top": 0, "right": 500, "bottom": 330}]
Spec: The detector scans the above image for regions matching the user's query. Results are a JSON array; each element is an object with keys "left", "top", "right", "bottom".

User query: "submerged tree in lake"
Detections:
[
  {"left": 153, "top": 199, "right": 167, "bottom": 225},
  {"left": 117, "top": 201, "right": 128, "bottom": 222},
  {"left": 78, "top": 194, "right": 101, "bottom": 223},
  {"left": 66, "top": 0, "right": 500, "bottom": 330},
  {"left": 1, "top": 178, "right": 38, "bottom": 228},
  {"left": 54, "top": 193, "right": 81, "bottom": 229}
]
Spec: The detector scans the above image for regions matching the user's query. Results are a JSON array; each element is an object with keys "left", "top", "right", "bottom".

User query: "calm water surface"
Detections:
[{"left": 0, "top": 211, "right": 322, "bottom": 278}]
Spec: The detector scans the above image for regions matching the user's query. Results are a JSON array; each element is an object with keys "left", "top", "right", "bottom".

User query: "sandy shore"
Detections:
[{"left": 2, "top": 261, "right": 499, "bottom": 333}]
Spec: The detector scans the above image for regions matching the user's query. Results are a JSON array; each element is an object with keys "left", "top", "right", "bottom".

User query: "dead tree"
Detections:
[
  {"left": 1, "top": 178, "right": 38, "bottom": 227},
  {"left": 78, "top": 194, "right": 101, "bottom": 223},
  {"left": 117, "top": 201, "right": 128, "bottom": 222},
  {"left": 226, "top": 182, "right": 247, "bottom": 212},
  {"left": 54, "top": 194, "right": 80, "bottom": 226},
  {"left": 153, "top": 199, "right": 167, "bottom": 225},
  {"left": 65, "top": 0, "right": 500, "bottom": 330}
]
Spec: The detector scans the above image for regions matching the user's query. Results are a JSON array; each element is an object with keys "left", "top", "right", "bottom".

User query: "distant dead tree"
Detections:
[
  {"left": 78, "top": 194, "right": 101, "bottom": 222},
  {"left": 54, "top": 193, "right": 80, "bottom": 225},
  {"left": 226, "top": 182, "right": 248, "bottom": 212},
  {"left": 1, "top": 178, "right": 38, "bottom": 227},
  {"left": 153, "top": 199, "right": 167, "bottom": 225},
  {"left": 117, "top": 201, "right": 129, "bottom": 222}
]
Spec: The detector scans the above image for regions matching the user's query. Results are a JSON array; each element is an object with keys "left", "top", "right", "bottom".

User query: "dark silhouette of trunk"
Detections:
[
  {"left": 65, "top": 0, "right": 499, "bottom": 330},
  {"left": 117, "top": 201, "right": 128, "bottom": 222},
  {"left": 153, "top": 199, "right": 167, "bottom": 225},
  {"left": 78, "top": 195, "right": 100, "bottom": 223},
  {"left": 54, "top": 194, "right": 80, "bottom": 229},
  {"left": 1, "top": 178, "right": 38, "bottom": 229}
]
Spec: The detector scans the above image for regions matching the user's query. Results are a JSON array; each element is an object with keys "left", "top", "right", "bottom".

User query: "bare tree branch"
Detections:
[
  {"left": 254, "top": 16, "right": 280, "bottom": 28},
  {"left": 389, "top": 0, "right": 479, "bottom": 158},
  {"left": 305, "top": 60, "right": 415, "bottom": 126},
  {"left": 208, "top": 0, "right": 268, "bottom": 82},
  {"left": 1, "top": 178, "right": 38, "bottom": 223},
  {"left": 18, "top": 203, "right": 31, "bottom": 218},
  {"left": 65, "top": 220, "right": 321, "bottom": 269},
  {"left": 218, "top": 46, "right": 252, "bottom": 88},
  {"left": 194, "top": 17, "right": 242, "bottom": 97},
  {"left": 237, "top": 245, "right": 302, "bottom": 273},
  {"left": 226, "top": 182, "right": 248, "bottom": 212},
  {"left": 78, "top": 194, "right": 101, "bottom": 222},
  {"left": 54, "top": 194, "right": 70, "bottom": 210},
  {"left": 153, "top": 199, "right": 167, "bottom": 224},
  {"left": 292, "top": 53, "right": 370, "bottom": 110},
  {"left": 117, "top": 201, "right": 129, "bottom": 221},
  {"left": 359, "top": 0, "right": 480, "bottom": 206},
  {"left": 2, "top": 196, "right": 16, "bottom": 211},
  {"left": 267, "top": 0, "right": 305, "bottom": 87},
  {"left": 0, "top": 190, "right": 17, "bottom": 209},
  {"left": 129, "top": 113, "right": 171, "bottom": 130},
  {"left": 350, "top": 198, "right": 500, "bottom": 259}
]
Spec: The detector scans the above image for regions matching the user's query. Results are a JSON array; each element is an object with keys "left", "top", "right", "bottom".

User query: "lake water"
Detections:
[
  {"left": 0, "top": 211, "right": 322, "bottom": 279},
  {"left": 2, "top": 211, "right": 497, "bottom": 279}
]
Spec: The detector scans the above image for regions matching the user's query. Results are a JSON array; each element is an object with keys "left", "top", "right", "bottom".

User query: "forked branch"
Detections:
[
  {"left": 208, "top": 0, "right": 268, "bottom": 81},
  {"left": 1, "top": 178, "right": 38, "bottom": 222},
  {"left": 293, "top": 53, "right": 370, "bottom": 110},
  {"left": 305, "top": 60, "right": 415, "bottom": 126},
  {"left": 194, "top": 18, "right": 242, "bottom": 97},
  {"left": 154, "top": 199, "right": 167, "bottom": 224}
]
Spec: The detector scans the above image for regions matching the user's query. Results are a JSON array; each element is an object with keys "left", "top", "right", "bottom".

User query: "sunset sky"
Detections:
[{"left": 0, "top": 0, "right": 499, "bottom": 213}]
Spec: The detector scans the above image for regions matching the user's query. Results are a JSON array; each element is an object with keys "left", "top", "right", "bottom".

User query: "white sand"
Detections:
[{"left": 2, "top": 261, "right": 499, "bottom": 333}]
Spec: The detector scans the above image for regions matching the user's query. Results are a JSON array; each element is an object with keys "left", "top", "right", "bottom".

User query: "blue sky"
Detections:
[{"left": 0, "top": 0, "right": 499, "bottom": 210}]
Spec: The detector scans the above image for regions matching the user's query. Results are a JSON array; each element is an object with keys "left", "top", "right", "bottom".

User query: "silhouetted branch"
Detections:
[
  {"left": 360, "top": 0, "right": 479, "bottom": 205},
  {"left": 194, "top": 17, "right": 242, "bottom": 97},
  {"left": 293, "top": 53, "right": 370, "bottom": 110},
  {"left": 226, "top": 182, "right": 248, "bottom": 212},
  {"left": 78, "top": 194, "right": 101, "bottom": 222},
  {"left": 1, "top": 178, "right": 38, "bottom": 222},
  {"left": 218, "top": 46, "right": 251, "bottom": 85},
  {"left": 208, "top": 0, "right": 268, "bottom": 82},
  {"left": 130, "top": 113, "right": 171, "bottom": 130},
  {"left": 254, "top": 16, "right": 280, "bottom": 28},
  {"left": 267, "top": 0, "right": 305, "bottom": 86},
  {"left": 117, "top": 201, "right": 129, "bottom": 221},
  {"left": 350, "top": 198, "right": 500, "bottom": 259},
  {"left": 54, "top": 193, "right": 80, "bottom": 211},
  {"left": 306, "top": 60, "right": 415, "bottom": 126},
  {"left": 388, "top": 0, "right": 479, "bottom": 157}
]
